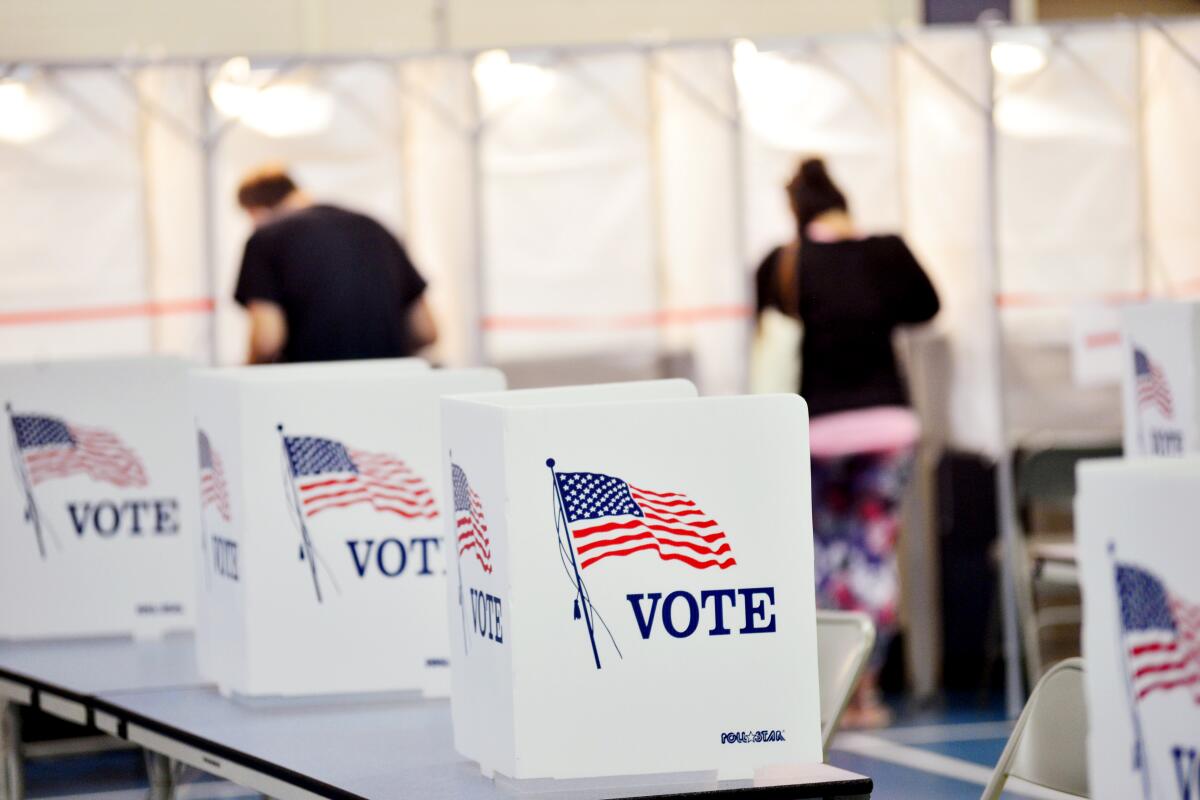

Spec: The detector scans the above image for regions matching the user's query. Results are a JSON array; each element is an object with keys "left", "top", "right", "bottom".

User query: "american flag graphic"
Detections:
[
  {"left": 12, "top": 414, "right": 146, "bottom": 488},
  {"left": 452, "top": 463, "right": 492, "bottom": 573},
  {"left": 197, "top": 430, "right": 231, "bottom": 522},
  {"left": 1134, "top": 347, "right": 1173, "bottom": 419},
  {"left": 1116, "top": 563, "right": 1200, "bottom": 704},
  {"left": 554, "top": 470, "right": 735, "bottom": 571},
  {"left": 283, "top": 435, "right": 438, "bottom": 520}
]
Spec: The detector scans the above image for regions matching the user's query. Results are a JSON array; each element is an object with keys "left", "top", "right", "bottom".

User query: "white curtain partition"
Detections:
[{"left": 3, "top": 20, "right": 1200, "bottom": 453}]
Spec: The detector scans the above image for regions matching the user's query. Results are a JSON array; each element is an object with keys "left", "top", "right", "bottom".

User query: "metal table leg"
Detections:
[
  {"left": 0, "top": 702, "right": 23, "bottom": 800},
  {"left": 145, "top": 750, "right": 177, "bottom": 800}
]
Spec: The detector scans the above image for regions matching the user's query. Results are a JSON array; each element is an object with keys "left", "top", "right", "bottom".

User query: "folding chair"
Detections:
[
  {"left": 815, "top": 610, "right": 875, "bottom": 756},
  {"left": 980, "top": 657, "right": 1088, "bottom": 800}
]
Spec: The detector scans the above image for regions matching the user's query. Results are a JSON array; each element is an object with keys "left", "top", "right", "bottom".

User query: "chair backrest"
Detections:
[
  {"left": 815, "top": 610, "right": 875, "bottom": 754},
  {"left": 981, "top": 657, "right": 1089, "bottom": 800}
]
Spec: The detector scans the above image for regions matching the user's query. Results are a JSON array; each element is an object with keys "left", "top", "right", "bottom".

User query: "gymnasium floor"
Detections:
[{"left": 23, "top": 694, "right": 1071, "bottom": 800}]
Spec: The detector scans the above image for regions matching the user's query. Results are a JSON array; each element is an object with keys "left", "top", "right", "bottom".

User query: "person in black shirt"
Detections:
[
  {"left": 233, "top": 166, "right": 436, "bottom": 363},
  {"left": 756, "top": 158, "right": 939, "bottom": 728}
]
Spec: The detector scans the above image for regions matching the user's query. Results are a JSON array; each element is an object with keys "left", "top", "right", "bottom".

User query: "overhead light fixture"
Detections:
[
  {"left": 0, "top": 78, "right": 57, "bottom": 143},
  {"left": 990, "top": 40, "right": 1048, "bottom": 77},
  {"left": 472, "top": 49, "right": 555, "bottom": 111},
  {"left": 732, "top": 38, "right": 759, "bottom": 63},
  {"left": 209, "top": 57, "right": 333, "bottom": 138}
]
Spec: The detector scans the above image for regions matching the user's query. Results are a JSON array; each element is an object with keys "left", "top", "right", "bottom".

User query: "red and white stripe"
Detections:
[
  {"left": 572, "top": 485, "right": 736, "bottom": 571},
  {"left": 1127, "top": 597, "right": 1200, "bottom": 704},
  {"left": 457, "top": 484, "right": 492, "bottom": 574},
  {"left": 25, "top": 425, "right": 147, "bottom": 488},
  {"left": 1138, "top": 363, "right": 1173, "bottom": 418},
  {"left": 200, "top": 455, "right": 231, "bottom": 522},
  {"left": 296, "top": 449, "right": 438, "bottom": 520}
]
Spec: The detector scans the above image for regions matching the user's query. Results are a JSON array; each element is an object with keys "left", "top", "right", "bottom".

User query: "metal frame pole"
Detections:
[
  {"left": 198, "top": 61, "right": 221, "bottom": 365},
  {"left": 467, "top": 55, "right": 487, "bottom": 366},
  {"left": 643, "top": 49, "right": 670, "bottom": 377},
  {"left": 1134, "top": 20, "right": 1154, "bottom": 296},
  {"left": 722, "top": 44, "right": 751, "bottom": 394},
  {"left": 982, "top": 23, "right": 1026, "bottom": 719}
]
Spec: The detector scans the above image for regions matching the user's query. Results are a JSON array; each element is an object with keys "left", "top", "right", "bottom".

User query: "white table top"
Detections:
[{"left": 0, "top": 634, "right": 871, "bottom": 799}]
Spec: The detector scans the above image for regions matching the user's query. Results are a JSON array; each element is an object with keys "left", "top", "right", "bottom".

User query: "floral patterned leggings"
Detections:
[{"left": 810, "top": 446, "right": 915, "bottom": 670}]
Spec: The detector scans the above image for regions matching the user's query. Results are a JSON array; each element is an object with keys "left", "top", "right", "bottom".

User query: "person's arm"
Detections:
[
  {"left": 889, "top": 236, "right": 940, "bottom": 324},
  {"left": 246, "top": 300, "right": 288, "bottom": 363},
  {"left": 233, "top": 231, "right": 289, "bottom": 363},
  {"left": 385, "top": 231, "right": 436, "bottom": 352},
  {"left": 408, "top": 296, "right": 438, "bottom": 350}
]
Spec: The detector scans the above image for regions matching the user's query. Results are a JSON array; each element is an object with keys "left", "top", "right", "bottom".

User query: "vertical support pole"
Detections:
[
  {"left": 132, "top": 67, "right": 163, "bottom": 354},
  {"left": 1134, "top": 20, "right": 1153, "bottom": 296},
  {"left": 198, "top": 61, "right": 221, "bottom": 366},
  {"left": 982, "top": 24, "right": 1026, "bottom": 719},
  {"left": 890, "top": 32, "right": 938, "bottom": 702},
  {"left": 643, "top": 49, "right": 669, "bottom": 378},
  {"left": 467, "top": 55, "right": 488, "bottom": 367},
  {"left": 723, "top": 42, "right": 752, "bottom": 394},
  {"left": 144, "top": 751, "right": 176, "bottom": 800},
  {"left": 0, "top": 701, "right": 23, "bottom": 800}
]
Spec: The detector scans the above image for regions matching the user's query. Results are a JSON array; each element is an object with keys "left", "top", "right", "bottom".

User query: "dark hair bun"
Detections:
[{"left": 799, "top": 158, "right": 833, "bottom": 189}]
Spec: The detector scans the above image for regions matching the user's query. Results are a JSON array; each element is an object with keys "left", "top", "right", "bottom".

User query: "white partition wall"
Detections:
[{"left": 0, "top": 69, "right": 154, "bottom": 360}]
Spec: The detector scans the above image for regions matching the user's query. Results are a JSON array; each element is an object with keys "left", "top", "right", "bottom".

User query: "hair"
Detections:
[
  {"left": 786, "top": 157, "right": 848, "bottom": 239},
  {"left": 236, "top": 165, "right": 298, "bottom": 210}
]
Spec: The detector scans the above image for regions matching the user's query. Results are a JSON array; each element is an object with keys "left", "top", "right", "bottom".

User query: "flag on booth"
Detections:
[
  {"left": 283, "top": 435, "right": 438, "bottom": 520},
  {"left": 1115, "top": 563, "right": 1200, "bottom": 704},
  {"left": 11, "top": 413, "right": 146, "bottom": 488},
  {"left": 197, "top": 430, "right": 231, "bottom": 522},
  {"left": 553, "top": 470, "right": 735, "bottom": 570},
  {"left": 1133, "top": 347, "right": 1173, "bottom": 419},
  {"left": 452, "top": 463, "right": 492, "bottom": 573}
]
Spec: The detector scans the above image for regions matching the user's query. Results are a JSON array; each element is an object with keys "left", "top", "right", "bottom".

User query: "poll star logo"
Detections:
[
  {"left": 6, "top": 402, "right": 149, "bottom": 560},
  {"left": 547, "top": 458, "right": 760, "bottom": 670},
  {"left": 278, "top": 424, "right": 440, "bottom": 603},
  {"left": 1110, "top": 547, "right": 1200, "bottom": 800}
]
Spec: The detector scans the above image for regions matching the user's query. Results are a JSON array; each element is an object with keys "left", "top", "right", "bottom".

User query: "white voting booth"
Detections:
[
  {"left": 191, "top": 362, "right": 505, "bottom": 698},
  {"left": 1121, "top": 301, "right": 1200, "bottom": 457},
  {"left": 0, "top": 357, "right": 196, "bottom": 639},
  {"left": 441, "top": 380, "right": 821, "bottom": 781},
  {"left": 1076, "top": 459, "right": 1200, "bottom": 800}
]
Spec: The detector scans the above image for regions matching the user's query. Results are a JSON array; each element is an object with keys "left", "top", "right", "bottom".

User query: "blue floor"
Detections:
[{"left": 23, "top": 693, "right": 1037, "bottom": 799}]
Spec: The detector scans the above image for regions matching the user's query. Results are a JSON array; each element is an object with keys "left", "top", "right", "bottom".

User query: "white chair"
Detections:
[
  {"left": 815, "top": 610, "right": 875, "bottom": 755},
  {"left": 981, "top": 657, "right": 1088, "bottom": 800}
]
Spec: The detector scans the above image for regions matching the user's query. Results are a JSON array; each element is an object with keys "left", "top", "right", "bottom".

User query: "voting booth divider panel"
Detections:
[
  {"left": 0, "top": 357, "right": 196, "bottom": 640},
  {"left": 1120, "top": 301, "right": 1200, "bottom": 457},
  {"left": 190, "top": 362, "right": 505, "bottom": 698},
  {"left": 441, "top": 380, "right": 823, "bottom": 781},
  {"left": 1076, "top": 459, "right": 1200, "bottom": 800}
]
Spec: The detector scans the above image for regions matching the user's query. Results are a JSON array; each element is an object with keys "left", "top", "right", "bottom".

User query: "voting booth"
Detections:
[
  {"left": 1121, "top": 301, "right": 1200, "bottom": 457},
  {"left": 440, "top": 380, "right": 822, "bottom": 781},
  {"left": 0, "top": 357, "right": 196, "bottom": 639},
  {"left": 191, "top": 363, "right": 505, "bottom": 698},
  {"left": 1076, "top": 458, "right": 1200, "bottom": 800}
]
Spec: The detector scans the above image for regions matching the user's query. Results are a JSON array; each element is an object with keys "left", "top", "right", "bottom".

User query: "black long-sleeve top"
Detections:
[{"left": 755, "top": 234, "right": 940, "bottom": 419}]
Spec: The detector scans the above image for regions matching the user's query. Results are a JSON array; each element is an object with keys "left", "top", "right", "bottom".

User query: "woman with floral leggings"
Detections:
[{"left": 756, "top": 157, "right": 939, "bottom": 727}]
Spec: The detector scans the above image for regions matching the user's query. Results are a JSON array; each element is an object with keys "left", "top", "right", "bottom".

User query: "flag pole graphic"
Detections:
[
  {"left": 452, "top": 452, "right": 468, "bottom": 655},
  {"left": 6, "top": 403, "right": 46, "bottom": 560},
  {"left": 197, "top": 424, "right": 211, "bottom": 591},
  {"left": 278, "top": 425, "right": 323, "bottom": 604},
  {"left": 1109, "top": 543, "right": 1153, "bottom": 800},
  {"left": 547, "top": 458, "right": 601, "bottom": 670}
]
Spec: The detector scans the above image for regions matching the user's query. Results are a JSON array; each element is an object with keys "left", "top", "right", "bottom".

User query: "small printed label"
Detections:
[
  {"left": 135, "top": 603, "right": 184, "bottom": 616},
  {"left": 720, "top": 729, "right": 786, "bottom": 744}
]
